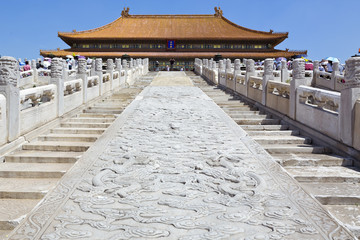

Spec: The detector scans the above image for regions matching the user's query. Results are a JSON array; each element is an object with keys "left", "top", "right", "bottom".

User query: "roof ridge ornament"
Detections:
[
  {"left": 214, "top": 7, "right": 223, "bottom": 17},
  {"left": 121, "top": 7, "right": 130, "bottom": 17}
]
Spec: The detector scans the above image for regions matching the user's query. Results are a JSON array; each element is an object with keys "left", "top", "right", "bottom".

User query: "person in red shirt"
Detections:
[{"left": 23, "top": 61, "right": 31, "bottom": 71}]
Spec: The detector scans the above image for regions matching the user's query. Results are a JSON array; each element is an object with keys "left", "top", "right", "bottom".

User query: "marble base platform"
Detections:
[{"left": 8, "top": 73, "right": 355, "bottom": 239}]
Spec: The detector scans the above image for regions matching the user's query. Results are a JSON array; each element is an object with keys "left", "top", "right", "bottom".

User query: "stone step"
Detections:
[
  {"left": 66, "top": 117, "right": 115, "bottom": 123},
  {"left": 0, "top": 162, "right": 72, "bottom": 178},
  {"left": 51, "top": 127, "right": 106, "bottom": 135},
  {"left": 227, "top": 111, "right": 264, "bottom": 116},
  {"left": 90, "top": 104, "right": 125, "bottom": 109},
  {"left": 37, "top": 133, "right": 99, "bottom": 142},
  {"left": 285, "top": 166, "right": 360, "bottom": 183},
  {"left": 324, "top": 205, "right": 360, "bottom": 238},
  {"left": 83, "top": 108, "right": 123, "bottom": 114},
  {"left": 247, "top": 130, "right": 300, "bottom": 136},
  {"left": 252, "top": 135, "right": 312, "bottom": 145},
  {"left": 219, "top": 106, "right": 255, "bottom": 111},
  {"left": 228, "top": 114, "right": 270, "bottom": 119},
  {"left": 272, "top": 153, "right": 353, "bottom": 167},
  {"left": 78, "top": 113, "right": 116, "bottom": 118},
  {"left": 4, "top": 150, "right": 80, "bottom": 163},
  {"left": 22, "top": 141, "right": 91, "bottom": 152},
  {"left": 302, "top": 182, "right": 360, "bottom": 205},
  {"left": 0, "top": 199, "right": 40, "bottom": 230},
  {"left": 263, "top": 144, "right": 330, "bottom": 154},
  {"left": 234, "top": 118, "right": 280, "bottom": 125},
  {"left": 60, "top": 122, "right": 111, "bottom": 128},
  {"left": 240, "top": 125, "right": 290, "bottom": 131},
  {"left": 0, "top": 178, "right": 59, "bottom": 199}
]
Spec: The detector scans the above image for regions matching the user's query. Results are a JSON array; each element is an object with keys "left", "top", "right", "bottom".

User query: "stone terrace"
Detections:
[{"left": 7, "top": 72, "right": 355, "bottom": 239}]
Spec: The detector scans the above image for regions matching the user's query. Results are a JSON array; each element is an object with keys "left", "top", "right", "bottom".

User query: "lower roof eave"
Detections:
[{"left": 40, "top": 49, "right": 307, "bottom": 59}]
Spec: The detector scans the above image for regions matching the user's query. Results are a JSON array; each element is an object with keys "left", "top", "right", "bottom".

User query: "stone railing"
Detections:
[
  {"left": 312, "top": 61, "right": 345, "bottom": 92},
  {"left": 247, "top": 76, "right": 263, "bottom": 103},
  {"left": 266, "top": 81, "right": 290, "bottom": 116},
  {"left": 194, "top": 56, "right": 360, "bottom": 152},
  {"left": 19, "top": 84, "right": 57, "bottom": 134},
  {"left": 20, "top": 85, "right": 55, "bottom": 111},
  {"left": 0, "top": 56, "right": 149, "bottom": 146},
  {"left": 64, "top": 79, "right": 83, "bottom": 113},
  {"left": 297, "top": 86, "right": 340, "bottom": 140},
  {"left": 19, "top": 70, "right": 34, "bottom": 88}
]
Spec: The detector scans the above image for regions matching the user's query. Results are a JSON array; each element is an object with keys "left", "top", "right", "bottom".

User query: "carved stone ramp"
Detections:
[
  {"left": 7, "top": 72, "right": 355, "bottom": 239},
  {"left": 188, "top": 71, "right": 358, "bottom": 238},
  {"left": 0, "top": 74, "right": 155, "bottom": 239}
]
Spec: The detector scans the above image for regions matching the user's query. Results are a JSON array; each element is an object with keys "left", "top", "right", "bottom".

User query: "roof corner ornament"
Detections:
[
  {"left": 214, "top": 7, "right": 223, "bottom": 17},
  {"left": 121, "top": 7, "right": 130, "bottom": 17},
  {"left": 269, "top": 29, "right": 274, "bottom": 33}
]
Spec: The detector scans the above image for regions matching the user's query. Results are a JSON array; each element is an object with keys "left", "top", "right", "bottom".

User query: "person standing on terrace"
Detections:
[{"left": 23, "top": 61, "right": 31, "bottom": 71}]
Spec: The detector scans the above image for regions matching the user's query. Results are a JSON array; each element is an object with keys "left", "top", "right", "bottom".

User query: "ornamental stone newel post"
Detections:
[
  {"left": 312, "top": 60, "right": 320, "bottom": 86},
  {"left": 262, "top": 58, "right": 274, "bottom": 105},
  {"left": 225, "top": 59, "right": 232, "bottom": 89},
  {"left": 115, "top": 58, "right": 123, "bottom": 86},
  {"left": 122, "top": 59, "right": 129, "bottom": 84},
  {"left": 106, "top": 59, "right": 114, "bottom": 90},
  {"left": 198, "top": 59, "right": 203, "bottom": 76},
  {"left": 340, "top": 56, "right": 360, "bottom": 145},
  {"left": 212, "top": 61, "right": 218, "bottom": 84},
  {"left": 218, "top": 60, "right": 225, "bottom": 86},
  {"left": 90, "top": 61, "right": 96, "bottom": 76},
  {"left": 95, "top": 58, "right": 104, "bottom": 95},
  {"left": 50, "top": 58, "right": 65, "bottom": 117},
  {"left": 77, "top": 58, "right": 88, "bottom": 103},
  {"left": 233, "top": 59, "right": 241, "bottom": 91},
  {"left": 0, "top": 57, "right": 20, "bottom": 141},
  {"left": 289, "top": 58, "right": 307, "bottom": 119},
  {"left": 331, "top": 62, "right": 340, "bottom": 90},
  {"left": 31, "top": 59, "right": 38, "bottom": 83},
  {"left": 244, "top": 59, "right": 256, "bottom": 97},
  {"left": 281, "top": 60, "right": 289, "bottom": 83}
]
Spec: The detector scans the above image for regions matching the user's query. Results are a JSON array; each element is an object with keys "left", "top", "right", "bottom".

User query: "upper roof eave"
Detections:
[{"left": 57, "top": 13, "right": 289, "bottom": 43}]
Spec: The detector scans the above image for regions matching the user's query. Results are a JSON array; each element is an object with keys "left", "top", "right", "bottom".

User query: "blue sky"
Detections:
[{"left": 0, "top": 0, "right": 358, "bottom": 63}]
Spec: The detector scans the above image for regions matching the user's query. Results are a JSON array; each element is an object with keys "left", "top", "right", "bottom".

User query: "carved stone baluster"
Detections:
[
  {"left": 77, "top": 58, "right": 87, "bottom": 103},
  {"left": 95, "top": 58, "right": 104, "bottom": 95},
  {"left": 0, "top": 56, "right": 20, "bottom": 141},
  {"left": 290, "top": 58, "right": 307, "bottom": 119}
]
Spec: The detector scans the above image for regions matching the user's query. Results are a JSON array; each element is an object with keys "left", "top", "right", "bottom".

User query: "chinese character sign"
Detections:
[{"left": 167, "top": 40, "right": 176, "bottom": 49}]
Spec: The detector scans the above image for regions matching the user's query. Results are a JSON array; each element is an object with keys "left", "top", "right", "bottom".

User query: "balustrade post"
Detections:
[
  {"left": 107, "top": 59, "right": 114, "bottom": 90},
  {"left": 340, "top": 56, "right": 360, "bottom": 146},
  {"left": 122, "top": 59, "right": 129, "bottom": 84},
  {"left": 0, "top": 57, "right": 20, "bottom": 141},
  {"left": 281, "top": 60, "right": 289, "bottom": 83},
  {"left": 262, "top": 58, "right": 274, "bottom": 105},
  {"left": 95, "top": 58, "right": 104, "bottom": 95},
  {"left": 225, "top": 59, "right": 232, "bottom": 89},
  {"left": 331, "top": 62, "right": 340, "bottom": 90},
  {"left": 31, "top": 59, "right": 38, "bottom": 83},
  {"left": 90, "top": 61, "right": 96, "bottom": 76},
  {"left": 289, "top": 58, "right": 307, "bottom": 119},
  {"left": 245, "top": 59, "right": 256, "bottom": 97},
  {"left": 312, "top": 60, "right": 320, "bottom": 87},
  {"left": 218, "top": 60, "right": 225, "bottom": 86},
  {"left": 50, "top": 58, "right": 65, "bottom": 117},
  {"left": 233, "top": 59, "right": 241, "bottom": 91},
  {"left": 115, "top": 58, "right": 122, "bottom": 86},
  {"left": 77, "top": 58, "right": 88, "bottom": 103}
]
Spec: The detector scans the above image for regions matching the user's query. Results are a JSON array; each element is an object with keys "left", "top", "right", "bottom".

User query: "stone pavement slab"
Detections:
[
  {"left": 7, "top": 75, "right": 355, "bottom": 239},
  {"left": 150, "top": 72, "right": 193, "bottom": 86}
]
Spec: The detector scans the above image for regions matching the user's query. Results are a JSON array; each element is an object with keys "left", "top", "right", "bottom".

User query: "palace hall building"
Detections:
[{"left": 41, "top": 7, "right": 307, "bottom": 71}]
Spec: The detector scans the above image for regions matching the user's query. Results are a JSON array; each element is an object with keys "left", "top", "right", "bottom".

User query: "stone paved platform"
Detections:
[{"left": 7, "top": 73, "right": 355, "bottom": 239}]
